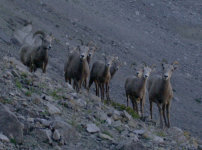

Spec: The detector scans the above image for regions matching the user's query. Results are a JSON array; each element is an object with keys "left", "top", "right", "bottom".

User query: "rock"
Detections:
[
  {"left": 134, "top": 129, "right": 145, "bottom": 135},
  {"left": 97, "top": 111, "right": 108, "bottom": 121},
  {"left": 0, "top": 104, "right": 24, "bottom": 144},
  {"left": 152, "top": 135, "right": 164, "bottom": 143},
  {"left": 33, "top": 129, "right": 52, "bottom": 144},
  {"left": 122, "top": 110, "right": 132, "bottom": 121},
  {"left": 198, "top": 145, "right": 202, "bottom": 150},
  {"left": 106, "top": 117, "right": 112, "bottom": 125},
  {"left": 117, "top": 141, "right": 146, "bottom": 150},
  {"left": 167, "top": 127, "right": 187, "bottom": 144},
  {"left": 142, "top": 131, "right": 164, "bottom": 143},
  {"left": 45, "top": 103, "right": 61, "bottom": 115},
  {"left": 99, "top": 133, "right": 114, "bottom": 141},
  {"left": 86, "top": 123, "right": 100, "bottom": 133},
  {"left": 128, "top": 120, "right": 137, "bottom": 128},
  {"left": 0, "top": 133, "right": 9, "bottom": 142},
  {"left": 35, "top": 118, "right": 51, "bottom": 127},
  {"left": 51, "top": 120, "right": 79, "bottom": 145},
  {"left": 76, "top": 98, "right": 87, "bottom": 107},
  {"left": 112, "top": 110, "right": 121, "bottom": 121},
  {"left": 53, "top": 129, "right": 61, "bottom": 141}
]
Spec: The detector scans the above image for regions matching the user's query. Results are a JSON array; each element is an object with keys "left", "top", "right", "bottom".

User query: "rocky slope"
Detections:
[
  {"left": 0, "top": 0, "right": 201, "bottom": 140},
  {"left": 0, "top": 57, "right": 201, "bottom": 150}
]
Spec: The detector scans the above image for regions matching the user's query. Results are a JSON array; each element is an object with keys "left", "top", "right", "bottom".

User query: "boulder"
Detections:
[
  {"left": 0, "top": 104, "right": 24, "bottom": 144},
  {"left": 51, "top": 120, "right": 79, "bottom": 145},
  {"left": 86, "top": 123, "right": 100, "bottom": 133}
]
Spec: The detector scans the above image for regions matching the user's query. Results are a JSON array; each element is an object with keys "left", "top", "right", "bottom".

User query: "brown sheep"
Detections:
[
  {"left": 64, "top": 45, "right": 90, "bottom": 92},
  {"left": 148, "top": 61, "right": 178, "bottom": 128},
  {"left": 125, "top": 64, "right": 144, "bottom": 107},
  {"left": 19, "top": 31, "right": 54, "bottom": 73},
  {"left": 88, "top": 56, "right": 116, "bottom": 100},
  {"left": 125, "top": 65, "right": 153, "bottom": 117}
]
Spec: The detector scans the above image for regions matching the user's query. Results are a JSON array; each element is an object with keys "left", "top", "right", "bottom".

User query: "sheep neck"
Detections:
[
  {"left": 139, "top": 77, "right": 148, "bottom": 92},
  {"left": 161, "top": 78, "right": 172, "bottom": 99},
  {"left": 103, "top": 66, "right": 110, "bottom": 79}
]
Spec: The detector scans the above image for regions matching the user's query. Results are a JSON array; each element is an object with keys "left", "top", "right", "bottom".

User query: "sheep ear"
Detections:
[
  {"left": 172, "top": 61, "right": 179, "bottom": 70},
  {"left": 161, "top": 63, "right": 165, "bottom": 69},
  {"left": 151, "top": 64, "right": 156, "bottom": 70}
]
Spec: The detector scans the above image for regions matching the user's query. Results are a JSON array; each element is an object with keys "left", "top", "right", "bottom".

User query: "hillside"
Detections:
[
  {"left": 0, "top": 56, "right": 201, "bottom": 150},
  {"left": 0, "top": 0, "right": 201, "bottom": 143}
]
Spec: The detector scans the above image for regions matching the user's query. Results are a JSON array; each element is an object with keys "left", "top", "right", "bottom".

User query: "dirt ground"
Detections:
[{"left": 0, "top": 0, "right": 201, "bottom": 138}]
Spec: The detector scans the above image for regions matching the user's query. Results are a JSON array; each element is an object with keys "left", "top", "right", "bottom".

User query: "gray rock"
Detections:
[
  {"left": 33, "top": 129, "right": 52, "bottom": 144},
  {"left": 76, "top": 98, "right": 87, "bottom": 107},
  {"left": 86, "top": 123, "right": 100, "bottom": 133},
  {"left": 134, "top": 129, "right": 145, "bottom": 135},
  {"left": 122, "top": 110, "right": 132, "bottom": 121},
  {"left": 53, "top": 129, "right": 61, "bottom": 141},
  {"left": 45, "top": 103, "right": 61, "bottom": 115},
  {"left": 128, "top": 120, "right": 137, "bottom": 128},
  {"left": 0, "top": 133, "right": 9, "bottom": 142},
  {"left": 0, "top": 104, "right": 24, "bottom": 144},
  {"left": 106, "top": 117, "right": 112, "bottom": 125},
  {"left": 117, "top": 141, "right": 146, "bottom": 150},
  {"left": 99, "top": 133, "right": 114, "bottom": 141},
  {"left": 51, "top": 120, "right": 79, "bottom": 145}
]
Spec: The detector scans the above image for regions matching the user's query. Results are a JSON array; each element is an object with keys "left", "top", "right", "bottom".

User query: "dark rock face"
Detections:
[{"left": 0, "top": 104, "right": 24, "bottom": 144}]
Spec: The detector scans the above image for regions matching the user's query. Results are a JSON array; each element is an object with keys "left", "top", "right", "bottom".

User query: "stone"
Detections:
[
  {"left": 128, "top": 120, "right": 137, "bottom": 128},
  {"left": 46, "top": 103, "right": 61, "bottom": 115},
  {"left": 86, "top": 123, "right": 100, "bottom": 133},
  {"left": 51, "top": 120, "right": 79, "bottom": 145},
  {"left": 106, "top": 117, "right": 112, "bottom": 125},
  {"left": 35, "top": 118, "right": 51, "bottom": 127},
  {"left": 33, "top": 129, "right": 52, "bottom": 144},
  {"left": 99, "top": 133, "right": 114, "bottom": 141},
  {"left": 0, "top": 133, "right": 9, "bottom": 142},
  {"left": 122, "top": 110, "right": 132, "bottom": 121},
  {"left": 53, "top": 129, "right": 61, "bottom": 141},
  {"left": 76, "top": 99, "right": 87, "bottom": 107},
  {"left": 0, "top": 104, "right": 24, "bottom": 144},
  {"left": 152, "top": 135, "right": 164, "bottom": 143},
  {"left": 117, "top": 141, "right": 146, "bottom": 150},
  {"left": 134, "top": 129, "right": 145, "bottom": 135}
]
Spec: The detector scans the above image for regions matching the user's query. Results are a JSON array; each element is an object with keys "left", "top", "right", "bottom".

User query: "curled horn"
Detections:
[
  {"left": 33, "top": 30, "right": 46, "bottom": 39},
  {"left": 142, "top": 61, "right": 147, "bottom": 67},
  {"left": 172, "top": 61, "right": 179, "bottom": 65},
  {"left": 87, "top": 41, "right": 94, "bottom": 46},
  {"left": 151, "top": 64, "right": 156, "bottom": 69},
  {"left": 77, "top": 39, "right": 84, "bottom": 45}
]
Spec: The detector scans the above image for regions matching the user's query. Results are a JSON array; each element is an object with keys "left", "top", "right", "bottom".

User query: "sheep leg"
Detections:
[
  {"left": 150, "top": 100, "right": 153, "bottom": 120},
  {"left": 126, "top": 93, "right": 129, "bottom": 107},
  {"left": 131, "top": 98, "right": 135, "bottom": 111},
  {"left": 166, "top": 103, "right": 171, "bottom": 128},
  {"left": 42, "top": 62, "right": 47, "bottom": 73},
  {"left": 100, "top": 83, "right": 104, "bottom": 100},
  {"left": 140, "top": 98, "right": 145, "bottom": 118},
  {"left": 157, "top": 103, "right": 163, "bottom": 128},
  {"left": 133, "top": 98, "right": 139, "bottom": 115},
  {"left": 88, "top": 78, "right": 93, "bottom": 91},
  {"left": 96, "top": 82, "right": 99, "bottom": 96},
  {"left": 102, "top": 84, "right": 105, "bottom": 100},
  {"left": 162, "top": 104, "right": 167, "bottom": 127},
  {"left": 106, "top": 83, "right": 110, "bottom": 100}
]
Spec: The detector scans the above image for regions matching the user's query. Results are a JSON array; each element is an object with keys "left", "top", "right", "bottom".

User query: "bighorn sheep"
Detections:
[
  {"left": 88, "top": 56, "right": 116, "bottom": 100},
  {"left": 64, "top": 40, "right": 97, "bottom": 88},
  {"left": 125, "top": 65, "right": 153, "bottom": 117},
  {"left": 125, "top": 64, "right": 144, "bottom": 107},
  {"left": 20, "top": 31, "right": 54, "bottom": 73},
  {"left": 148, "top": 61, "right": 178, "bottom": 128},
  {"left": 64, "top": 44, "right": 90, "bottom": 92}
]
